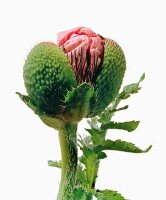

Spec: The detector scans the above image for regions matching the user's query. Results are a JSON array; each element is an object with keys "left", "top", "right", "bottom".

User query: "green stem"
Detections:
[{"left": 57, "top": 122, "right": 78, "bottom": 200}]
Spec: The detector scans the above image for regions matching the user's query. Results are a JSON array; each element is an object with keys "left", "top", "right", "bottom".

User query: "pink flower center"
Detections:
[{"left": 57, "top": 27, "right": 104, "bottom": 84}]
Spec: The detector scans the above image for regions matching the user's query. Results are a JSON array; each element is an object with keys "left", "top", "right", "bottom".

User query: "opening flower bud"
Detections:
[{"left": 21, "top": 27, "right": 126, "bottom": 122}]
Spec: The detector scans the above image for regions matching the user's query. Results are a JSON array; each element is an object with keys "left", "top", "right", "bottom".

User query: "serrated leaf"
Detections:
[
  {"left": 79, "top": 147, "right": 99, "bottom": 189},
  {"left": 97, "top": 151, "right": 107, "bottom": 159},
  {"left": 80, "top": 148, "right": 97, "bottom": 163},
  {"left": 100, "top": 139, "right": 152, "bottom": 153},
  {"left": 74, "top": 187, "right": 86, "bottom": 200},
  {"left": 98, "top": 105, "right": 129, "bottom": 124},
  {"left": 139, "top": 73, "right": 145, "bottom": 82},
  {"left": 74, "top": 187, "right": 95, "bottom": 200},
  {"left": 96, "top": 189, "right": 126, "bottom": 200},
  {"left": 111, "top": 105, "right": 129, "bottom": 113},
  {"left": 85, "top": 128, "right": 106, "bottom": 145},
  {"left": 48, "top": 160, "right": 61, "bottom": 168},
  {"left": 123, "top": 83, "right": 141, "bottom": 95},
  {"left": 78, "top": 135, "right": 93, "bottom": 149},
  {"left": 97, "top": 74, "right": 145, "bottom": 124},
  {"left": 101, "top": 121, "right": 140, "bottom": 132},
  {"left": 64, "top": 83, "right": 94, "bottom": 121},
  {"left": 119, "top": 74, "right": 145, "bottom": 100},
  {"left": 87, "top": 117, "right": 99, "bottom": 129},
  {"left": 76, "top": 164, "right": 88, "bottom": 187},
  {"left": 98, "top": 112, "right": 111, "bottom": 124}
]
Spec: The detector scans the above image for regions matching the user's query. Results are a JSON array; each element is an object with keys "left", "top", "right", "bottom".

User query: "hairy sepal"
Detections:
[
  {"left": 23, "top": 42, "right": 77, "bottom": 116},
  {"left": 89, "top": 38, "right": 126, "bottom": 117}
]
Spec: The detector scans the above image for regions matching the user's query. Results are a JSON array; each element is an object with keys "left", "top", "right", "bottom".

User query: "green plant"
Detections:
[{"left": 17, "top": 27, "right": 151, "bottom": 200}]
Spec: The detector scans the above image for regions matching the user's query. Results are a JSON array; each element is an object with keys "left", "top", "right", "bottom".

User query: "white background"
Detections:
[{"left": 0, "top": 0, "right": 166, "bottom": 199}]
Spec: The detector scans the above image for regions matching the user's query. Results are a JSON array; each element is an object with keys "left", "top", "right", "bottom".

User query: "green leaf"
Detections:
[
  {"left": 119, "top": 73, "right": 145, "bottom": 100},
  {"left": 74, "top": 187, "right": 95, "bottom": 200},
  {"left": 98, "top": 74, "right": 145, "bottom": 124},
  {"left": 98, "top": 102, "right": 127, "bottom": 124},
  {"left": 78, "top": 135, "right": 103, "bottom": 194},
  {"left": 122, "top": 83, "right": 141, "bottom": 97},
  {"left": 98, "top": 105, "right": 129, "bottom": 124},
  {"left": 64, "top": 83, "right": 94, "bottom": 121},
  {"left": 74, "top": 187, "right": 86, "bottom": 200},
  {"left": 100, "top": 139, "right": 152, "bottom": 153},
  {"left": 79, "top": 147, "right": 99, "bottom": 189},
  {"left": 111, "top": 105, "right": 129, "bottom": 113},
  {"left": 85, "top": 128, "right": 106, "bottom": 146},
  {"left": 76, "top": 164, "right": 88, "bottom": 187},
  {"left": 48, "top": 160, "right": 61, "bottom": 168},
  {"left": 139, "top": 73, "right": 145, "bottom": 82},
  {"left": 101, "top": 121, "right": 140, "bottom": 132},
  {"left": 87, "top": 117, "right": 99, "bottom": 129},
  {"left": 97, "top": 151, "right": 107, "bottom": 159},
  {"left": 78, "top": 135, "right": 93, "bottom": 149},
  {"left": 96, "top": 189, "right": 126, "bottom": 200}
]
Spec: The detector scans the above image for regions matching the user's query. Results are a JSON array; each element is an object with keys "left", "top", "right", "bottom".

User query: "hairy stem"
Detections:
[{"left": 57, "top": 122, "right": 78, "bottom": 200}]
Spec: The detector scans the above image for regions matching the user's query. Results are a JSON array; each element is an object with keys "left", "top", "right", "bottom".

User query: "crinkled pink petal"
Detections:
[
  {"left": 57, "top": 26, "right": 104, "bottom": 83},
  {"left": 63, "top": 35, "right": 89, "bottom": 53}
]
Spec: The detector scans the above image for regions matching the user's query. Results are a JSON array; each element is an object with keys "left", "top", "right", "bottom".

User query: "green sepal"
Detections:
[
  {"left": 23, "top": 42, "right": 77, "bottom": 116},
  {"left": 101, "top": 120, "right": 140, "bottom": 132},
  {"left": 63, "top": 82, "right": 94, "bottom": 122},
  {"left": 100, "top": 139, "right": 152, "bottom": 153},
  {"left": 95, "top": 189, "right": 126, "bottom": 200},
  {"left": 89, "top": 39, "right": 126, "bottom": 117}
]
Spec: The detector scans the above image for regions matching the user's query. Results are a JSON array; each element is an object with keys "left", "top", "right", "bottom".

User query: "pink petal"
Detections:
[{"left": 57, "top": 27, "right": 104, "bottom": 84}]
